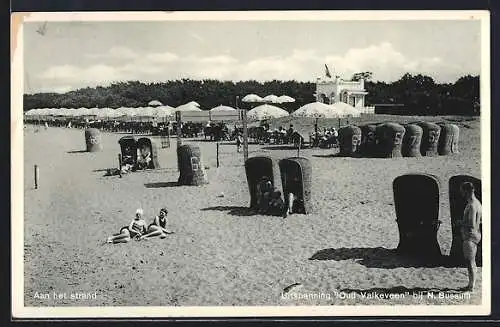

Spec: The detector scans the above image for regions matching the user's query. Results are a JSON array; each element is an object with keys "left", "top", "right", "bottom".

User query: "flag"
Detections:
[{"left": 325, "top": 64, "right": 332, "bottom": 78}]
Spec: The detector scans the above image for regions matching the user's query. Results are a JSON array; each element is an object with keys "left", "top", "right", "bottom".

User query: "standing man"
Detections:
[{"left": 458, "top": 182, "right": 482, "bottom": 292}]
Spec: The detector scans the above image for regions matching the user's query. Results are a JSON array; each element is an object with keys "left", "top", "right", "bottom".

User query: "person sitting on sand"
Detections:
[
  {"left": 139, "top": 208, "right": 174, "bottom": 240},
  {"left": 120, "top": 145, "right": 137, "bottom": 174},
  {"left": 137, "top": 144, "right": 152, "bottom": 170},
  {"left": 106, "top": 208, "right": 147, "bottom": 244},
  {"left": 256, "top": 176, "right": 273, "bottom": 214},
  {"left": 268, "top": 189, "right": 285, "bottom": 216},
  {"left": 456, "top": 182, "right": 482, "bottom": 292}
]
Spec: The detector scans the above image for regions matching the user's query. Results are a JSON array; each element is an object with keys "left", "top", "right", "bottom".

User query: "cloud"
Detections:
[
  {"left": 38, "top": 64, "right": 123, "bottom": 86},
  {"left": 324, "top": 42, "right": 448, "bottom": 81},
  {"left": 86, "top": 46, "right": 139, "bottom": 60},
  {"left": 35, "top": 42, "right": 475, "bottom": 93},
  {"left": 143, "top": 52, "right": 180, "bottom": 63}
]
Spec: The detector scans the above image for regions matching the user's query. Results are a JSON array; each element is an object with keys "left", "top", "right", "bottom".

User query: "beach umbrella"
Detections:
[
  {"left": 330, "top": 102, "right": 361, "bottom": 117},
  {"left": 148, "top": 100, "right": 163, "bottom": 107},
  {"left": 292, "top": 102, "right": 347, "bottom": 137},
  {"left": 87, "top": 107, "right": 101, "bottom": 116},
  {"left": 209, "top": 105, "right": 237, "bottom": 112},
  {"left": 117, "top": 107, "right": 137, "bottom": 117},
  {"left": 176, "top": 103, "right": 203, "bottom": 112},
  {"left": 75, "top": 107, "right": 90, "bottom": 117},
  {"left": 55, "top": 108, "right": 71, "bottom": 117},
  {"left": 277, "top": 95, "right": 295, "bottom": 103},
  {"left": 153, "top": 105, "right": 176, "bottom": 118},
  {"left": 137, "top": 106, "right": 156, "bottom": 117},
  {"left": 97, "top": 107, "right": 122, "bottom": 118},
  {"left": 242, "top": 94, "right": 263, "bottom": 103},
  {"left": 263, "top": 94, "right": 280, "bottom": 103},
  {"left": 292, "top": 102, "right": 346, "bottom": 119},
  {"left": 247, "top": 104, "right": 289, "bottom": 121}
]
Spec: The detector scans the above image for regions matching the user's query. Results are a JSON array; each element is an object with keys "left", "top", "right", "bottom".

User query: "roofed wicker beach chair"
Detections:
[
  {"left": 177, "top": 144, "right": 208, "bottom": 186},
  {"left": 245, "top": 156, "right": 281, "bottom": 211},
  {"left": 278, "top": 157, "right": 312, "bottom": 214},
  {"left": 393, "top": 174, "right": 442, "bottom": 260}
]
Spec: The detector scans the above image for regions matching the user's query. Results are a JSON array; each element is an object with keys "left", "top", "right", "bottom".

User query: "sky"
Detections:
[{"left": 23, "top": 19, "right": 482, "bottom": 94}]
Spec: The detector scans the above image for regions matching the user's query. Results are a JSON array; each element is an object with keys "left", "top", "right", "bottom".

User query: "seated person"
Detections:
[
  {"left": 268, "top": 189, "right": 285, "bottom": 216},
  {"left": 283, "top": 176, "right": 304, "bottom": 218},
  {"left": 139, "top": 208, "right": 174, "bottom": 240},
  {"left": 137, "top": 145, "right": 152, "bottom": 170},
  {"left": 120, "top": 146, "right": 137, "bottom": 174},
  {"left": 106, "top": 209, "right": 147, "bottom": 244},
  {"left": 256, "top": 176, "right": 273, "bottom": 214}
]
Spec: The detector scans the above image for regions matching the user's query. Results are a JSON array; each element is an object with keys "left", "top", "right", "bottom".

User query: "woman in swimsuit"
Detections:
[
  {"left": 458, "top": 182, "right": 482, "bottom": 291},
  {"left": 106, "top": 208, "right": 147, "bottom": 244},
  {"left": 139, "top": 208, "right": 174, "bottom": 240}
]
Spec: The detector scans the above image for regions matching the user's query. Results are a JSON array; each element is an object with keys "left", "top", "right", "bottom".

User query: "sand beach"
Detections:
[{"left": 22, "top": 115, "right": 482, "bottom": 307}]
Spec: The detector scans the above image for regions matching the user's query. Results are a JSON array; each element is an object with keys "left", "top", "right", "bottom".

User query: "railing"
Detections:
[{"left": 362, "top": 106, "right": 375, "bottom": 114}]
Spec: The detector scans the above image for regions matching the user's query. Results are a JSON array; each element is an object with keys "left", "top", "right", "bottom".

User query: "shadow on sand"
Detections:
[
  {"left": 200, "top": 205, "right": 259, "bottom": 217},
  {"left": 261, "top": 145, "right": 302, "bottom": 151},
  {"left": 312, "top": 153, "right": 359, "bottom": 158},
  {"left": 144, "top": 181, "right": 179, "bottom": 188},
  {"left": 309, "top": 247, "right": 457, "bottom": 269},
  {"left": 93, "top": 168, "right": 112, "bottom": 172},
  {"left": 67, "top": 150, "right": 88, "bottom": 154}
]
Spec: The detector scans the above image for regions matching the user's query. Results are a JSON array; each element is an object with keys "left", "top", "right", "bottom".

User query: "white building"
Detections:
[{"left": 315, "top": 76, "right": 375, "bottom": 114}]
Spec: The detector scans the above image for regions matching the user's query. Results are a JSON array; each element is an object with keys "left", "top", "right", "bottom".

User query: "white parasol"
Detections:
[
  {"left": 277, "top": 95, "right": 296, "bottom": 103},
  {"left": 292, "top": 102, "right": 346, "bottom": 119},
  {"left": 262, "top": 94, "right": 280, "bottom": 103},
  {"left": 247, "top": 104, "right": 289, "bottom": 121},
  {"left": 242, "top": 94, "right": 263, "bottom": 103},
  {"left": 209, "top": 105, "right": 237, "bottom": 112}
]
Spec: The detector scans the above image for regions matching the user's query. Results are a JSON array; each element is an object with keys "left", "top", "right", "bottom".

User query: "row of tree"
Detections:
[{"left": 23, "top": 73, "right": 480, "bottom": 116}]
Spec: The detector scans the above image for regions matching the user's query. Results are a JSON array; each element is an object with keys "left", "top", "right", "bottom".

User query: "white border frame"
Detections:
[{"left": 11, "top": 10, "right": 491, "bottom": 318}]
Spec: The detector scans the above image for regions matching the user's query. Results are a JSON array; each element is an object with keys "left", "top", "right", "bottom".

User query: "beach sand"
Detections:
[{"left": 22, "top": 116, "right": 482, "bottom": 307}]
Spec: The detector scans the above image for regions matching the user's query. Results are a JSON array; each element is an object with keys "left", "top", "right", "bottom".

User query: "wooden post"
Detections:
[
  {"left": 314, "top": 117, "right": 319, "bottom": 148},
  {"left": 118, "top": 154, "right": 123, "bottom": 178},
  {"left": 34, "top": 164, "right": 39, "bottom": 189},
  {"left": 167, "top": 127, "right": 171, "bottom": 148},
  {"left": 297, "top": 137, "right": 301, "bottom": 157},
  {"left": 216, "top": 142, "right": 220, "bottom": 168},
  {"left": 338, "top": 118, "right": 341, "bottom": 130},
  {"left": 176, "top": 111, "right": 182, "bottom": 148}
]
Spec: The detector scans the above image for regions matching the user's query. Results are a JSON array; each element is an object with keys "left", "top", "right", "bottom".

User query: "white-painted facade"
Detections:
[{"left": 315, "top": 77, "right": 375, "bottom": 114}]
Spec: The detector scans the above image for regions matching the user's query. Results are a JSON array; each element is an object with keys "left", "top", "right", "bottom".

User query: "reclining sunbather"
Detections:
[
  {"left": 106, "top": 208, "right": 147, "bottom": 244},
  {"left": 139, "top": 208, "right": 174, "bottom": 240}
]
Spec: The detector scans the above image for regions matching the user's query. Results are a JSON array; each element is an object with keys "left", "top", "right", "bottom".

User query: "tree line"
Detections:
[{"left": 23, "top": 73, "right": 480, "bottom": 116}]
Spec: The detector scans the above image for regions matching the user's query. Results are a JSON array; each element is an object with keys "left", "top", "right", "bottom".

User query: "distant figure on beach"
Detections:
[
  {"left": 286, "top": 124, "right": 295, "bottom": 144},
  {"left": 139, "top": 208, "right": 174, "bottom": 240},
  {"left": 457, "top": 182, "right": 482, "bottom": 292},
  {"left": 236, "top": 132, "right": 243, "bottom": 152},
  {"left": 106, "top": 208, "right": 147, "bottom": 244}
]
